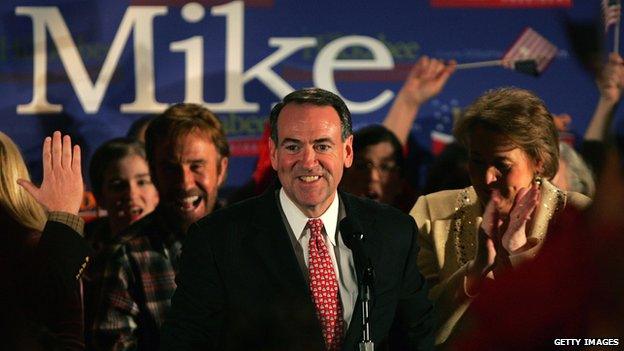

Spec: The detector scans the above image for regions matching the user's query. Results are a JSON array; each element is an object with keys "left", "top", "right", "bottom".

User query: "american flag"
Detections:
[
  {"left": 501, "top": 28, "right": 558, "bottom": 74},
  {"left": 603, "top": 0, "right": 622, "bottom": 33}
]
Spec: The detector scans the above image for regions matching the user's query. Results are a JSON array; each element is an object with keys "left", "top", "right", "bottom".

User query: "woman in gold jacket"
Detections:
[{"left": 410, "top": 88, "right": 591, "bottom": 347}]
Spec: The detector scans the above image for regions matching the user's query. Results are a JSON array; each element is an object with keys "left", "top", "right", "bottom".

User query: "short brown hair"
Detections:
[
  {"left": 269, "top": 88, "right": 352, "bottom": 143},
  {"left": 454, "top": 87, "right": 559, "bottom": 179},
  {"left": 145, "top": 103, "right": 230, "bottom": 169}
]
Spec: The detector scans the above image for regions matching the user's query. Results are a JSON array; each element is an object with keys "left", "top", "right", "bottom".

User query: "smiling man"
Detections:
[
  {"left": 161, "top": 88, "right": 434, "bottom": 351},
  {"left": 93, "top": 103, "right": 229, "bottom": 351}
]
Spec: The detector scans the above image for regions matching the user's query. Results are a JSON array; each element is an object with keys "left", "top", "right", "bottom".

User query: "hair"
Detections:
[
  {"left": 353, "top": 124, "right": 404, "bottom": 171},
  {"left": 0, "top": 132, "right": 47, "bottom": 231},
  {"left": 145, "top": 103, "right": 230, "bottom": 170},
  {"left": 269, "top": 88, "right": 352, "bottom": 143},
  {"left": 559, "top": 142, "right": 596, "bottom": 197},
  {"left": 89, "top": 138, "right": 148, "bottom": 200},
  {"left": 126, "top": 114, "right": 155, "bottom": 141},
  {"left": 454, "top": 87, "right": 560, "bottom": 179},
  {"left": 423, "top": 142, "right": 471, "bottom": 194}
]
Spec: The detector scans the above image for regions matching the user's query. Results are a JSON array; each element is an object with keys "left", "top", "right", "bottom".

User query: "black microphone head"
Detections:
[{"left": 339, "top": 217, "right": 364, "bottom": 249}]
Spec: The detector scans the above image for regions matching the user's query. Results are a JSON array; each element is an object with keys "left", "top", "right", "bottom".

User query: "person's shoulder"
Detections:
[
  {"left": 197, "top": 193, "right": 266, "bottom": 228},
  {"left": 565, "top": 190, "right": 592, "bottom": 210},
  {"left": 342, "top": 192, "right": 412, "bottom": 225},
  {"left": 543, "top": 179, "right": 591, "bottom": 211},
  {"left": 111, "top": 212, "right": 160, "bottom": 251},
  {"left": 411, "top": 187, "right": 473, "bottom": 222},
  {"left": 183, "top": 193, "right": 271, "bottom": 253}
]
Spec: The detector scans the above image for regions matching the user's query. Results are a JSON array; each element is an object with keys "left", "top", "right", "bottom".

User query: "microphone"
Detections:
[
  {"left": 338, "top": 217, "right": 372, "bottom": 284},
  {"left": 339, "top": 216, "right": 375, "bottom": 350},
  {"left": 339, "top": 216, "right": 365, "bottom": 250}
]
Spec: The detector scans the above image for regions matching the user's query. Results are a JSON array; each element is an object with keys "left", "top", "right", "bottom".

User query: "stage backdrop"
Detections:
[{"left": 1, "top": 0, "right": 620, "bottom": 195}]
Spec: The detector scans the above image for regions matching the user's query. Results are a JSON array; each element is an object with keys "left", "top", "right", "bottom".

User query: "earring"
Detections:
[{"left": 533, "top": 174, "right": 543, "bottom": 187}]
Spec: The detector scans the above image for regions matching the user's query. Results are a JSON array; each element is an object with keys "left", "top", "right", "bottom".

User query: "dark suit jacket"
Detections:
[
  {"left": 161, "top": 189, "right": 434, "bottom": 351},
  {"left": 1, "top": 218, "right": 92, "bottom": 351}
]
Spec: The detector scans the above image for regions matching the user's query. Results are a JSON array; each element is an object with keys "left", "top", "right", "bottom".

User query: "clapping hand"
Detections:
[
  {"left": 470, "top": 186, "right": 539, "bottom": 279},
  {"left": 499, "top": 183, "right": 540, "bottom": 254},
  {"left": 17, "top": 131, "right": 84, "bottom": 215}
]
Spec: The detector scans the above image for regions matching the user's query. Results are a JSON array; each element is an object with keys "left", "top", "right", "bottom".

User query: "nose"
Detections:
[
  {"left": 175, "top": 165, "right": 195, "bottom": 190},
  {"left": 127, "top": 182, "right": 140, "bottom": 202},
  {"left": 368, "top": 165, "right": 382, "bottom": 182},
  {"left": 301, "top": 146, "right": 318, "bottom": 170},
  {"left": 485, "top": 166, "right": 499, "bottom": 185}
]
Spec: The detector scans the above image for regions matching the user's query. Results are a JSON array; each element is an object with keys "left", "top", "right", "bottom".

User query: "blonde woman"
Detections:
[
  {"left": 0, "top": 131, "right": 92, "bottom": 351},
  {"left": 0, "top": 131, "right": 47, "bottom": 233}
]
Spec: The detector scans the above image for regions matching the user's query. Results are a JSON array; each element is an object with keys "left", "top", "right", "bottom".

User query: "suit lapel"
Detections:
[
  {"left": 244, "top": 189, "right": 310, "bottom": 294},
  {"left": 340, "top": 192, "right": 381, "bottom": 349}
]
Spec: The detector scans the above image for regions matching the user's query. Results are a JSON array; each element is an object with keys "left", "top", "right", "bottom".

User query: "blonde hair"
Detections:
[{"left": 0, "top": 131, "right": 47, "bottom": 231}]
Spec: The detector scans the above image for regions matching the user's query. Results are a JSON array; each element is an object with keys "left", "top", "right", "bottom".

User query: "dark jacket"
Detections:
[{"left": 161, "top": 189, "right": 434, "bottom": 350}]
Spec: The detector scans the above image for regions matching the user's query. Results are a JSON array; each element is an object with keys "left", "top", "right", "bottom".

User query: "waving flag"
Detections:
[
  {"left": 501, "top": 27, "right": 558, "bottom": 74},
  {"left": 454, "top": 28, "right": 558, "bottom": 76}
]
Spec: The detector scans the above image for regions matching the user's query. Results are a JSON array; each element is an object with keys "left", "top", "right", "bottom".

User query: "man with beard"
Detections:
[
  {"left": 161, "top": 88, "right": 433, "bottom": 350},
  {"left": 92, "top": 103, "right": 229, "bottom": 351}
]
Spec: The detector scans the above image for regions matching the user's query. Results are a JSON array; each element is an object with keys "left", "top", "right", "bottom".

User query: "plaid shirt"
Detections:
[{"left": 92, "top": 207, "right": 183, "bottom": 351}]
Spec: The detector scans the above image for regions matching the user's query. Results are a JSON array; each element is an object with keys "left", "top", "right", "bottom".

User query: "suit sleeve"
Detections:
[
  {"left": 160, "top": 222, "right": 226, "bottom": 351},
  {"left": 34, "top": 219, "right": 93, "bottom": 351},
  {"left": 393, "top": 215, "right": 435, "bottom": 351}
]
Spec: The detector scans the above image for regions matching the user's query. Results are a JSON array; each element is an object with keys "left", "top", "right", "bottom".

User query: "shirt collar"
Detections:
[{"left": 279, "top": 188, "right": 340, "bottom": 246}]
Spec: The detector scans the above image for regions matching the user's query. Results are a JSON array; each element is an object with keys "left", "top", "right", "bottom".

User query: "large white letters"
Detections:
[
  {"left": 16, "top": 2, "right": 395, "bottom": 115},
  {"left": 16, "top": 6, "right": 168, "bottom": 114},
  {"left": 314, "top": 36, "right": 394, "bottom": 114}
]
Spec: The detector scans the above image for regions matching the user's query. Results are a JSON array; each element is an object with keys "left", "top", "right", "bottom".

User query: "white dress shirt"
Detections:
[{"left": 278, "top": 188, "right": 358, "bottom": 329}]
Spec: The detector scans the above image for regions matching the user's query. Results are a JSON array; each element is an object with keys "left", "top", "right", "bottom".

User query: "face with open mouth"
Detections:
[
  {"left": 341, "top": 141, "right": 402, "bottom": 205},
  {"left": 270, "top": 103, "right": 353, "bottom": 218},
  {"left": 153, "top": 131, "right": 228, "bottom": 231},
  {"left": 101, "top": 154, "right": 159, "bottom": 236}
]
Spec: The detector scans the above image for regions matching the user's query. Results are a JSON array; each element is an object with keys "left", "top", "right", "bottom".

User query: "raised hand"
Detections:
[
  {"left": 398, "top": 55, "right": 456, "bottom": 107},
  {"left": 597, "top": 53, "right": 624, "bottom": 103},
  {"left": 17, "top": 131, "right": 84, "bottom": 215},
  {"left": 499, "top": 184, "right": 540, "bottom": 254}
]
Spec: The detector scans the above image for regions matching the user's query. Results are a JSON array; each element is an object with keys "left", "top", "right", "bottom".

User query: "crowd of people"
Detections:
[{"left": 1, "top": 52, "right": 623, "bottom": 350}]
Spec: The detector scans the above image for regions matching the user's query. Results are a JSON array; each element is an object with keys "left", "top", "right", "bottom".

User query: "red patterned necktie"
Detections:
[{"left": 307, "top": 218, "right": 344, "bottom": 351}]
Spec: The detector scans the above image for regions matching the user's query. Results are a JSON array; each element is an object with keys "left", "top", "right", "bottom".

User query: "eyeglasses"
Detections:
[{"left": 352, "top": 160, "right": 399, "bottom": 175}]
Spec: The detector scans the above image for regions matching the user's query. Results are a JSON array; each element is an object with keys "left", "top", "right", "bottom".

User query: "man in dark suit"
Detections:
[{"left": 161, "top": 88, "right": 434, "bottom": 350}]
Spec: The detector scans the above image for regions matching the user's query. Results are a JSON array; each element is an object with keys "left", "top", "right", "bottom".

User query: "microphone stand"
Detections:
[
  {"left": 359, "top": 262, "right": 375, "bottom": 351},
  {"left": 338, "top": 217, "right": 375, "bottom": 351}
]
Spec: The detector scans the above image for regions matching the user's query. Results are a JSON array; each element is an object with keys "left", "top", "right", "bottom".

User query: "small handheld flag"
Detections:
[{"left": 454, "top": 27, "right": 558, "bottom": 77}]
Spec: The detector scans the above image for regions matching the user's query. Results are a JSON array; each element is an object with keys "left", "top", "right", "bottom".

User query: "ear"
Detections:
[
  {"left": 217, "top": 157, "right": 229, "bottom": 188},
  {"left": 269, "top": 138, "right": 279, "bottom": 171},
  {"left": 534, "top": 158, "right": 545, "bottom": 176},
  {"left": 343, "top": 134, "right": 354, "bottom": 168}
]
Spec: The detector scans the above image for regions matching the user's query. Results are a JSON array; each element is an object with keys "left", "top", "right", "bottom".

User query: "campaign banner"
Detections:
[
  {"left": 431, "top": 0, "right": 572, "bottom": 8},
  {"left": 0, "top": 0, "right": 618, "bottom": 195}
]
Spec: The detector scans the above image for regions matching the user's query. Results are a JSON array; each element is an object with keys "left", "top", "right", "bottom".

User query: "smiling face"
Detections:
[
  {"left": 270, "top": 103, "right": 353, "bottom": 218},
  {"left": 152, "top": 131, "right": 228, "bottom": 231},
  {"left": 100, "top": 154, "right": 159, "bottom": 235},
  {"left": 468, "top": 126, "right": 542, "bottom": 216}
]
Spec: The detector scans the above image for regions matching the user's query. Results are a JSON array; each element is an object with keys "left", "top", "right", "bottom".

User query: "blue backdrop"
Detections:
[{"left": 1, "top": 0, "right": 619, "bottom": 195}]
